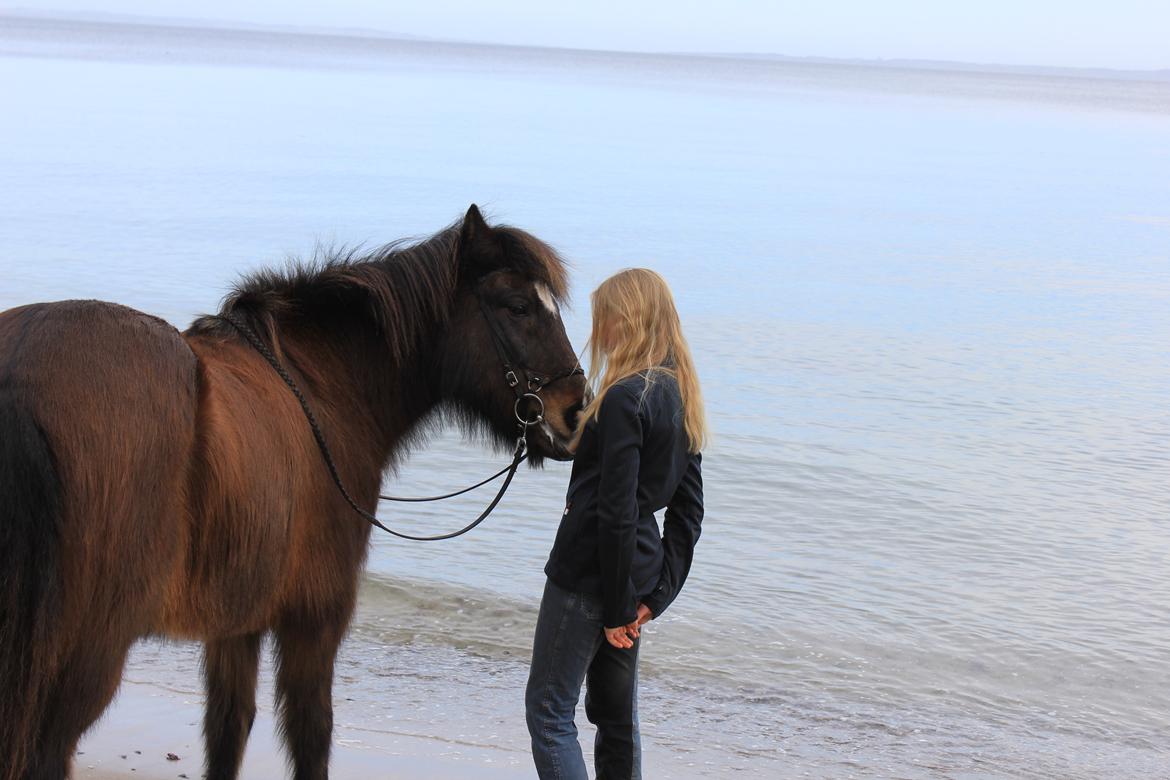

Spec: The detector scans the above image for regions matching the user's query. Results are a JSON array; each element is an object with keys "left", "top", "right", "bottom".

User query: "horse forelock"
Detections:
[{"left": 492, "top": 226, "right": 570, "bottom": 304}]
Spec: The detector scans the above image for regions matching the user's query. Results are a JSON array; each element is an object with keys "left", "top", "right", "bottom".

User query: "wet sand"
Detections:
[{"left": 74, "top": 679, "right": 524, "bottom": 780}]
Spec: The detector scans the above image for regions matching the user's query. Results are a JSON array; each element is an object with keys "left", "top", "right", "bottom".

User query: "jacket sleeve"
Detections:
[
  {"left": 641, "top": 451, "right": 703, "bottom": 619},
  {"left": 596, "top": 383, "right": 644, "bottom": 628}
]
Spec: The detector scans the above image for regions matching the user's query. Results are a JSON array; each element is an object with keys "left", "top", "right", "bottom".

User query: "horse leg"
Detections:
[
  {"left": 273, "top": 614, "right": 348, "bottom": 780},
  {"left": 26, "top": 637, "right": 135, "bottom": 780},
  {"left": 203, "top": 632, "right": 263, "bottom": 780}
]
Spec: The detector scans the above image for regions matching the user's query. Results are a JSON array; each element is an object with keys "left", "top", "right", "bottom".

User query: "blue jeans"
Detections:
[{"left": 526, "top": 578, "right": 642, "bottom": 780}]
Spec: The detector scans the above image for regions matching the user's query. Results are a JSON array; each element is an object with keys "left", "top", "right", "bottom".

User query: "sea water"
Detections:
[{"left": 2, "top": 15, "right": 1169, "bottom": 778}]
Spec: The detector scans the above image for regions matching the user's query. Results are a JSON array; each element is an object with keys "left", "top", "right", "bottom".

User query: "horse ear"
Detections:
[
  {"left": 462, "top": 204, "right": 490, "bottom": 243},
  {"left": 458, "top": 204, "right": 503, "bottom": 281}
]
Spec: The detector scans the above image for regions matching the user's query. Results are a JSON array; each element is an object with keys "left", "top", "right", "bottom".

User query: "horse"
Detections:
[{"left": 0, "top": 204, "right": 587, "bottom": 780}]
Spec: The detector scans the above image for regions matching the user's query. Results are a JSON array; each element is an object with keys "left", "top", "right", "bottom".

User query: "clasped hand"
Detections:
[{"left": 603, "top": 603, "right": 653, "bottom": 649}]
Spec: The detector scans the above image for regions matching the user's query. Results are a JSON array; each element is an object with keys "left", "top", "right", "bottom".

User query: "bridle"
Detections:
[
  {"left": 220, "top": 286, "right": 583, "bottom": 542},
  {"left": 476, "top": 292, "right": 585, "bottom": 439}
]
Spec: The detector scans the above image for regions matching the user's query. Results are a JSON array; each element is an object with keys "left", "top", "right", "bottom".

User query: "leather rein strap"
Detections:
[{"left": 220, "top": 292, "right": 579, "bottom": 542}]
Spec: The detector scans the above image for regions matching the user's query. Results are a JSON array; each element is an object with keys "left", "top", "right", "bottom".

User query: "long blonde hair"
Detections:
[{"left": 574, "top": 268, "right": 707, "bottom": 453}]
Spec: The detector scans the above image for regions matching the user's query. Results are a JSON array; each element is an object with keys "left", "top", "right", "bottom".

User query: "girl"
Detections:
[{"left": 526, "top": 268, "right": 707, "bottom": 779}]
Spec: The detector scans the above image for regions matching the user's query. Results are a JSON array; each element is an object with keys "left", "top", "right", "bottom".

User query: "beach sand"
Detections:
[
  {"left": 65, "top": 635, "right": 724, "bottom": 780},
  {"left": 74, "top": 679, "right": 525, "bottom": 780}
]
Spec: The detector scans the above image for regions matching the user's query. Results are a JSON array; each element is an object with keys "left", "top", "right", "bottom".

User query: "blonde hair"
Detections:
[{"left": 574, "top": 268, "right": 707, "bottom": 453}]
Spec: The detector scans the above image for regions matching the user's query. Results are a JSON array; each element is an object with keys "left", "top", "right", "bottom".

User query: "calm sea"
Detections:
[{"left": 2, "top": 15, "right": 1169, "bottom": 779}]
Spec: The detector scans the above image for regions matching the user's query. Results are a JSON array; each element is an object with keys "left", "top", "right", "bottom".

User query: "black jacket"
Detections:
[{"left": 544, "top": 368, "right": 704, "bottom": 627}]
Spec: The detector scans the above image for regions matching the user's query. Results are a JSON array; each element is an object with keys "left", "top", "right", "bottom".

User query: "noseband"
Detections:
[{"left": 220, "top": 287, "right": 582, "bottom": 542}]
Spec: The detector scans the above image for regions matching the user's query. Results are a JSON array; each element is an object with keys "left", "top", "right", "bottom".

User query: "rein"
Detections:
[{"left": 219, "top": 295, "right": 580, "bottom": 542}]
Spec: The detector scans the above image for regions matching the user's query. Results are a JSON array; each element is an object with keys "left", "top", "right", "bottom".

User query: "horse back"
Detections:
[
  {"left": 0, "top": 299, "right": 370, "bottom": 647},
  {"left": 0, "top": 300, "right": 198, "bottom": 650}
]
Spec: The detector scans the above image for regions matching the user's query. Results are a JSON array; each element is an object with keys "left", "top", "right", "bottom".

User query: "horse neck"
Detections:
[{"left": 278, "top": 317, "right": 442, "bottom": 470}]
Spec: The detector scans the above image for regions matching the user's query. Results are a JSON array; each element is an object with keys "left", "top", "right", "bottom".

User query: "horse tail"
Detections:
[{"left": 0, "top": 399, "right": 64, "bottom": 780}]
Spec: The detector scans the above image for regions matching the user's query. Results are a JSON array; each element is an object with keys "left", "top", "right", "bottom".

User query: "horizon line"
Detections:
[{"left": 6, "top": 8, "right": 1170, "bottom": 82}]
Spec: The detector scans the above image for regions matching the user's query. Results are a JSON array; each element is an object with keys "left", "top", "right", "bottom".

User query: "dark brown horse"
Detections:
[{"left": 0, "top": 205, "right": 586, "bottom": 780}]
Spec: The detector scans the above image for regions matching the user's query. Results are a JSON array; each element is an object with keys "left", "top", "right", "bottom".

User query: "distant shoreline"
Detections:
[
  {"left": 3, "top": 9, "right": 1169, "bottom": 85},
  {"left": 3, "top": 11, "right": 1169, "bottom": 119}
]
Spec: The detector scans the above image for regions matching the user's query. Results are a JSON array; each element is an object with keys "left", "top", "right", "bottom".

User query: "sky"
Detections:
[{"left": 11, "top": 1, "right": 1170, "bottom": 71}]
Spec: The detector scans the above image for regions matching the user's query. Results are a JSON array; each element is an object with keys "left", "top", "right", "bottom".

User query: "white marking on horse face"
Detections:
[
  {"left": 535, "top": 282, "right": 557, "bottom": 314},
  {"left": 540, "top": 421, "right": 557, "bottom": 446}
]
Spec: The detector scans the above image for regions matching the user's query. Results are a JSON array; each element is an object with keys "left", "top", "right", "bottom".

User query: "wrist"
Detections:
[{"left": 642, "top": 592, "right": 666, "bottom": 618}]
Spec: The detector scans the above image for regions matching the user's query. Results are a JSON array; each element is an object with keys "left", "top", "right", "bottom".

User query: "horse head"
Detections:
[{"left": 438, "top": 205, "right": 587, "bottom": 465}]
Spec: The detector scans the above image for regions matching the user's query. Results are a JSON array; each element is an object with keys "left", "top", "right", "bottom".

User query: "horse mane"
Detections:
[{"left": 188, "top": 218, "right": 570, "bottom": 367}]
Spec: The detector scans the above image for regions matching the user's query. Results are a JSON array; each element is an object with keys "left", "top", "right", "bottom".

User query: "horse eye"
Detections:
[{"left": 509, "top": 304, "right": 530, "bottom": 317}]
